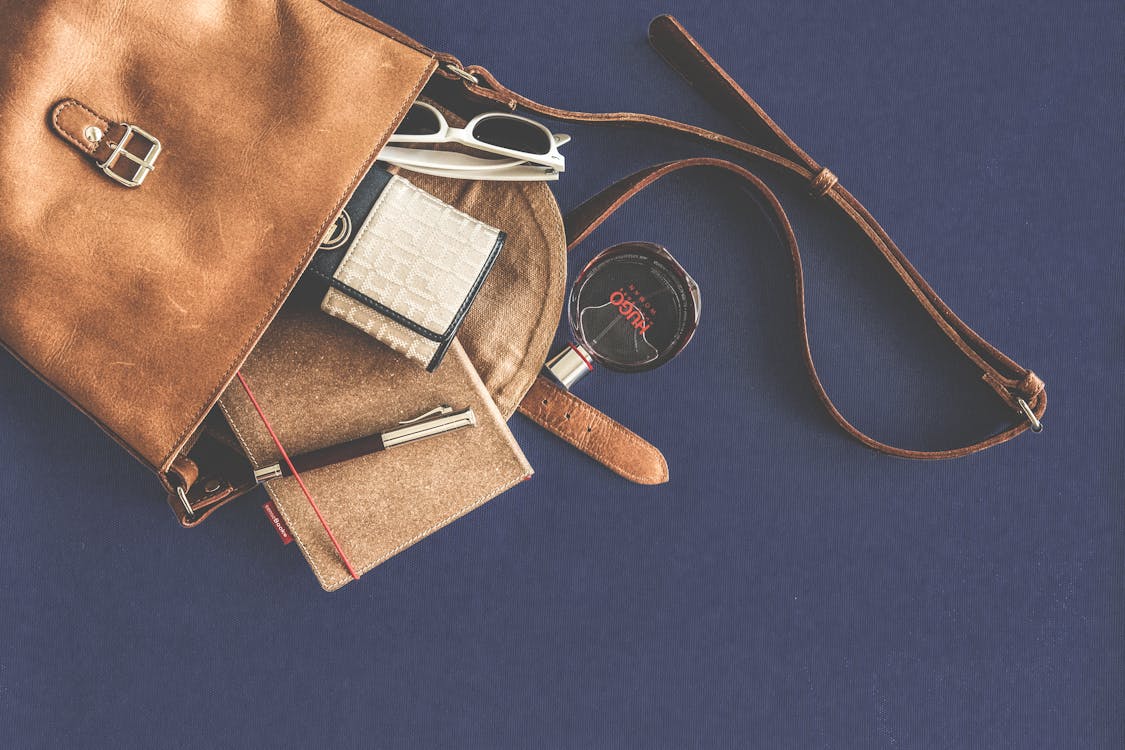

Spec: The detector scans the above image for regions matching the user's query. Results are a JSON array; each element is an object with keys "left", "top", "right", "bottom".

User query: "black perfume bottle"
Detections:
[{"left": 546, "top": 242, "right": 701, "bottom": 388}]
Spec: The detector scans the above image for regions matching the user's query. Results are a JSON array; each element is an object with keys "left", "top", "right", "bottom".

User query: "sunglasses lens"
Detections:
[
  {"left": 395, "top": 105, "right": 441, "bottom": 136},
  {"left": 472, "top": 116, "right": 553, "bottom": 155}
]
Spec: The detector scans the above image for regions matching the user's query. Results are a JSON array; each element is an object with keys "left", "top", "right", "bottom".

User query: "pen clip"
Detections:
[{"left": 399, "top": 405, "right": 453, "bottom": 425}]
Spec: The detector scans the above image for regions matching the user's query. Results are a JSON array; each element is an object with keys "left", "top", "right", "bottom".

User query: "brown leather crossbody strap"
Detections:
[
  {"left": 645, "top": 17, "right": 1044, "bottom": 407},
  {"left": 561, "top": 158, "right": 1044, "bottom": 459},
  {"left": 440, "top": 14, "right": 1045, "bottom": 461}
]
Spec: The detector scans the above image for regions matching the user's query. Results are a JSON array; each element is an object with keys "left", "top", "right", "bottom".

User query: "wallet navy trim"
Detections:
[{"left": 305, "top": 165, "right": 505, "bottom": 371}]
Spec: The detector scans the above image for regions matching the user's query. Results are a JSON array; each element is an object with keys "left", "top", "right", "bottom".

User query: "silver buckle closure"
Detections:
[{"left": 99, "top": 124, "right": 161, "bottom": 188}]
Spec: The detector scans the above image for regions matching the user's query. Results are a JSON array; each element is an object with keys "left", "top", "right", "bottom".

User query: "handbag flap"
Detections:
[{"left": 0, "top": 0, "right": 436, "bottom": 470}]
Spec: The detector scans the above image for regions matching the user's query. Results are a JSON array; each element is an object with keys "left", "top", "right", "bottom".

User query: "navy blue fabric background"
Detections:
[{"left": 1, "top": 1, "right": 1121, "bottom": 747}]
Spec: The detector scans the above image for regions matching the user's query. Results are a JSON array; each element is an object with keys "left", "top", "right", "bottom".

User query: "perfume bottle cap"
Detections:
[
  {"left": 568, "top": 242, "right": 701, "bottom": 373},
  {"left": 545, "top": 342, "right": 595, "bottom": 389}
]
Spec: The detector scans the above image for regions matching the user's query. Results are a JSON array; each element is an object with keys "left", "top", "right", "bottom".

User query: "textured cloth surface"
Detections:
[
  {"left": 0, "top": 2, "right": 1120, "bottom": 748},
  {"left": 324, "top": 286, "right": 441, "bottom": 363},
  {"left": 218, "top": 306, "right": 531, "bottom": 590},
  {"left": 400, "top": 99, "right": 568, "bottom": 416}
]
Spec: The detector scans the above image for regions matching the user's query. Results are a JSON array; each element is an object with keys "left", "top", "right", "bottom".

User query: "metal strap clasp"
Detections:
[
  {"left": 175, "top": 485, "right": 194, "bottom": 518},
  {"left": 99, "top": 124, "right": 161, "bottom": 188},
  {"left": 444, "top": 63, "right": 480, "bottom": 85},
  {"left": 1016, "top": 397, "right": 1043, "bottom": 433}
]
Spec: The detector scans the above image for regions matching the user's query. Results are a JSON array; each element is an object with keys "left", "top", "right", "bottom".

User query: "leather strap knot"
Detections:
[
  {"left": 809, "top": 167, "right": 839, "bottom": 198},
  {"left": 1017, "top": 370, "right": 1045, "bottom": 400}
]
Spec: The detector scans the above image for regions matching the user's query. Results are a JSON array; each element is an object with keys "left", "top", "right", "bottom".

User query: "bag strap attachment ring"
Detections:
[
  {"left": 99, "top": 123, "right": 161, "bottom": 188},
  {"left": 443, "top": 63, "right": 479, "bottom": 86},
  {"left": 1016, "top": 397, "right": 1043, "bottom": 433}
]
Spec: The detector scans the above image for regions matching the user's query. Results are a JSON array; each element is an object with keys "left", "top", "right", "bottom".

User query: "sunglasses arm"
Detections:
[
  {"left": 384, "top": 161, "right": 561, "bottom": 182},
  {"left": 377, "top": 145, "right": 543, "bottom": 172}
]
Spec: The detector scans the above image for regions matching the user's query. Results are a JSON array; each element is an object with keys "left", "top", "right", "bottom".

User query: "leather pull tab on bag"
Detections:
[{"left": 51, "top": 99, "right": 162, "bottom": 188}]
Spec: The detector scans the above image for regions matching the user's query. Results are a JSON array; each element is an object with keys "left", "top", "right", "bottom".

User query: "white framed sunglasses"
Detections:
[
  {"left": 386, "top": 101, "right": 568, "bottom": 172},
  {"left": 378, "top": 141, "right": 567, "bottom": 182}
]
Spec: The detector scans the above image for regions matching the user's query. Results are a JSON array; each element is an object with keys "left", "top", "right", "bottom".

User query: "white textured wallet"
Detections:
[{"left": 308, "top": 167, "right": 505, "bottom": 370}]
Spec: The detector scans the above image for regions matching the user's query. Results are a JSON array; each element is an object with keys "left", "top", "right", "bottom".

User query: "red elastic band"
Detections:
[
  {"left": 236, "top": 371, "right": 359, "bottom": 580},
  {"left": 569, "top": 342, "right": 595, "bottom": 372}
]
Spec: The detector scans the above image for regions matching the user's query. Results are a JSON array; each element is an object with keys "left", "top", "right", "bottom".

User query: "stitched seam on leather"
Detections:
[
  {"left": 523, "top": 383, "right": 665, "bottom": 483},
  {"left": 216, "top": 399, "right": 260, "bottom": 466},
  {"left": 465, "top": 68, "right": 798, "bottom": 172},
  {"left": 159, "top": 57, "right": 437, "bottom": 471},
  {"left": 528, "top": 403, "right": 661, "bottom": 484},
  {"left": 315, "top": 0, "right": 435, "bottom": 55},
  {"left": 306, "top": 172, "right": 394, "bottom": 284},
  {"left": 649, "top": 19, "right": 809, "bottom": 167},
  {"left": 52, "top": 100, "right": 108, "bottom": 156},
  {"left": 827, "top": 191, "right": 998, "bottom": 377},
  {"left": 52, "top": 101, "right": 105, "bottom": 152},
  {"left": 564, "top": 405, "right": 664, "bottom": 482}
]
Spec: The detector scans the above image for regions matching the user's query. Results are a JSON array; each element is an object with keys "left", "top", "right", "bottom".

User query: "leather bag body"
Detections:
[
  {"left": 0, "top": 0, "right": 436, "bottom": 476},
  {"left": 0, "top": 1, "right": 1045, "bottom": 545}
]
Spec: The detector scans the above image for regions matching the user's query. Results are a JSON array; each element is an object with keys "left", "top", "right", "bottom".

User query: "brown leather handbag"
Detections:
[
  {"left": 0, "top": 2, "right": 1046, "bottom": 586},
  {"left": 0, "top": 0, "right": 435, "bottom": 478}
]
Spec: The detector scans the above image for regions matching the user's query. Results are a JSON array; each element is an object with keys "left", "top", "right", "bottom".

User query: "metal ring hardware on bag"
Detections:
[
  {"left": 443, "top": 63, "right": 480, "bottom": 86},
  {"left": 175, "top": 485, "right": 193, "bottom": 517},
  {"left": 1016, "top": 398, "right": 1043, "bottom": 433}
]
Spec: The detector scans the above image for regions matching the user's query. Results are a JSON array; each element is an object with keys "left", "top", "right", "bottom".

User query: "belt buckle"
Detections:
[{"left": 99, "top": 123, "right": 161, "bottom": 188}]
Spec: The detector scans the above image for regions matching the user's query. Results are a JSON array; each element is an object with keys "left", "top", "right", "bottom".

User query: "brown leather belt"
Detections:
[{"left": 436, "top": 15, "right": 1046, "bottom": 480}]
